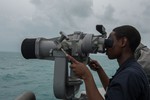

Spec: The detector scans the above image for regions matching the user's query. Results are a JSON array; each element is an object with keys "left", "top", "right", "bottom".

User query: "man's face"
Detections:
[{"left": 106, "top": 31, "right": 122, "bottom": 59}]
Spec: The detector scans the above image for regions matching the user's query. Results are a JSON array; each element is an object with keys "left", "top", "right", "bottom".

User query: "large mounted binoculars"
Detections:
[{"left": 21, "top": 25, "right": 113, "bottom": 100}]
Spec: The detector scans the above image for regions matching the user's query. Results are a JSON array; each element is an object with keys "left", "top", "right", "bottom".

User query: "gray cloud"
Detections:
[
  {"left": 140, "top": 1, "right": 150, "bottom": 34},
  {"left": 0, "top": 0, "right": 150, "bottom": 52},
  {"left": 28, "top": 0, "right": 94, "bottom": 35},
  {"left": 30, "top": 0, "right": 93, "bottom": 17},
  {"left": 0, "top": 0, "right": 95, "bottom": 52},
  {"left": 30, "top": 0, "right": 41, "bottom": 5},
  {"left": 101, "top": 5, "right": 117, "bottom": 23}
]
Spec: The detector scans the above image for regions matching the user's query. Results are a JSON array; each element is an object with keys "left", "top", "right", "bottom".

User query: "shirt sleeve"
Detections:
[{"left": 105, "top": 82, "right": 124, "bottom": 100}]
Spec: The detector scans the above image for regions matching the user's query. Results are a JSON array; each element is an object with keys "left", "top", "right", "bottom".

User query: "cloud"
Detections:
[
  {"left": 98, "top": 4, "right": 118, "bottom": 27},
  {"left": 140, "top": 1, "right": 150, "bottom": 34},
  {"left": 0, "top": 0, "right": 95, "bottom": 52},
  {"left": 0, "top": 0, "right": 150, "bottom": 52},
  {"left": 30, "top": 0, "right": 41, "bottom": 5},
  {"left": 30, "top": 0, "right": 93, "bottom": 17},
  {"left": 28, "top": 0, "right": 94, "bottom": 35}
]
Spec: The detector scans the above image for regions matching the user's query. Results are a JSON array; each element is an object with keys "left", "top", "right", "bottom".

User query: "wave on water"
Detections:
[{"left": 0, "top": 52, "right": 118, "bottom": 100}]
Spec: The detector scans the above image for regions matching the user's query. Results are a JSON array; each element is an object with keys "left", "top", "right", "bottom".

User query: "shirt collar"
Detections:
[
  {"left": 116, "top": 56, "right": 135, "bottom": 75},
  {"left": 109, "top": 56, "right": 136, "bottom": 84}
]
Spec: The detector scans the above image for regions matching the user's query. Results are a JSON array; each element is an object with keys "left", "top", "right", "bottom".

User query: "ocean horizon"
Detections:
[{"left": 0, "top": 51, "right": 118, "bottom": 100}]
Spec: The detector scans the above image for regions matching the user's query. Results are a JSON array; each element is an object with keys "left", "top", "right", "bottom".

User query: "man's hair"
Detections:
[{"left": 113, "top": 25, "right": 141, "bottom": 53}]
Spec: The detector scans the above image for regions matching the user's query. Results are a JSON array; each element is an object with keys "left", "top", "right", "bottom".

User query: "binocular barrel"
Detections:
[
  {"left": 21, "top": 38, "right": 57, "bottom": 59},
  {"left": 21, "top": 33, "right": 113, "bottom": 60}
]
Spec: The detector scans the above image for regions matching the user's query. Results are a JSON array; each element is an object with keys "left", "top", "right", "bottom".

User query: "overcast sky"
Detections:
[{"left": 0, "top": 0, "right": 150, "bottom": 52}]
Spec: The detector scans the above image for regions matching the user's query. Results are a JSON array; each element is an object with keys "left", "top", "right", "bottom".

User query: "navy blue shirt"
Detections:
[{"left": 105, "top": 57, "right": 150, "bottom": 100}]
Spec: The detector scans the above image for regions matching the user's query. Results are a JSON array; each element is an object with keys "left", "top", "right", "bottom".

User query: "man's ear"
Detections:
[{"left": 120, "top": 37, "right": 128, "bottom": 47}]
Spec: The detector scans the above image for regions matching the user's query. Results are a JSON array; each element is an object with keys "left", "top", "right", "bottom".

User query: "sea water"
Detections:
[{"left": 0, "top": 52, "right": 118, "bottom": 100}]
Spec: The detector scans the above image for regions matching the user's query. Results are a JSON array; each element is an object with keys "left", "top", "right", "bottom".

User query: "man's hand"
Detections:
[
  {"left": 88, "top": 59, "right": 101, "bottom": 71},
  {"left": 67, "top": 55, "right": 90, "bottom": 80}
]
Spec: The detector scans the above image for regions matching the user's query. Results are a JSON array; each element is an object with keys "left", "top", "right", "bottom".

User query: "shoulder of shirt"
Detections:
[{"left": 120, "top": 63, "right": 146, "bottom": 79}]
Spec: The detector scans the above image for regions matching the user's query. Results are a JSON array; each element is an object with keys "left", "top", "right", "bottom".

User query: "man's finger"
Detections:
[
  {"left": 67, "top": 55, "right": 78, "bottom": 63},
  {"left": 92, "top": 64, "right": 97, "bottom": 68}
]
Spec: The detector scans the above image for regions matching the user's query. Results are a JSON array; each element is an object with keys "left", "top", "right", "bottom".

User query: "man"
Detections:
[
  {"left": 68, "top": 25, "right": 150, "bottom": 100},
  {"left": 135, "top": 43, "right": 150, "bottom": 82}
]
